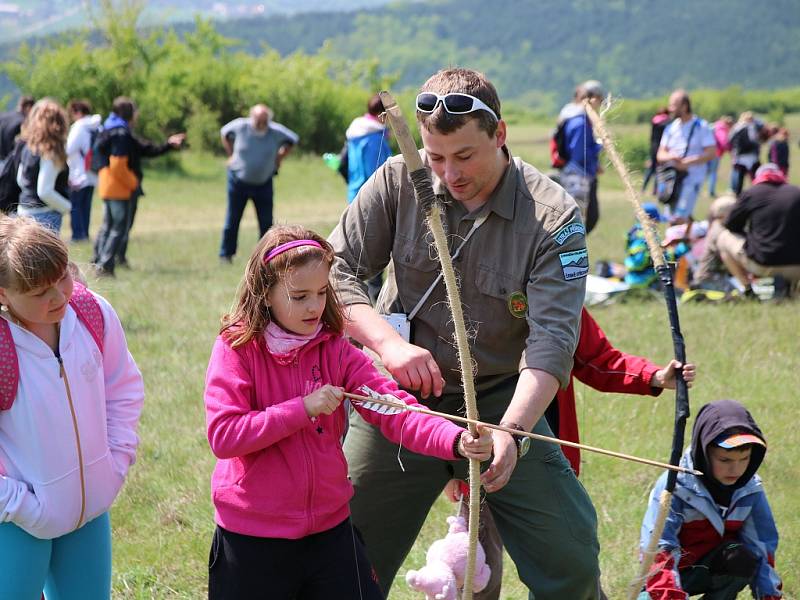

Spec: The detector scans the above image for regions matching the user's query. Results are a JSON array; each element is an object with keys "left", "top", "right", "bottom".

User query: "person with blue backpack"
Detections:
[{"left": 0, "top": 215, "right": 144, "bottom": 599}]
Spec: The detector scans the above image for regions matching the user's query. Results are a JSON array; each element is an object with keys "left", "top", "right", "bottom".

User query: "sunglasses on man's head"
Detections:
[{"left": 415, "top": 92, "right": 499, "bottom": 122}]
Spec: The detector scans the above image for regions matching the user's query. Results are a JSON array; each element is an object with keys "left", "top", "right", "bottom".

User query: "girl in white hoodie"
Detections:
[{"left": 0, "top": 216, "right": 144, "bottom": 600}]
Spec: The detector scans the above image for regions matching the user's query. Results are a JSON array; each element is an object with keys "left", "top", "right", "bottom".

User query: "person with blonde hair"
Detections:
[{"left": 15, "top": 98, "right": 71, "bottom": 231}]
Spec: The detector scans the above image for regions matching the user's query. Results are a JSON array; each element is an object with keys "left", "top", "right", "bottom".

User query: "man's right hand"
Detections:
[{"left": 378, "top": 339, "right": 444, "bottom": 399}]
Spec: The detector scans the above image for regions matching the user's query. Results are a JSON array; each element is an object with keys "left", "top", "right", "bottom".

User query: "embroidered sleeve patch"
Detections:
[
  {"left": 559, "top": 248, "right": 589, "bottom": 280},
  {"left": 554, "top": 221, "right": 586, "bottom": 245}
]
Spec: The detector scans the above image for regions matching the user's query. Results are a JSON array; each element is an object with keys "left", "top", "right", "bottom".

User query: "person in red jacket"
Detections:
[{"left": 444, "top": 307, "right": 696, "bottom": 600}]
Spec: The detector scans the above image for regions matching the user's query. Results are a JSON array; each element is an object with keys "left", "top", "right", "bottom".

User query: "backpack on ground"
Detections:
[
  {"left": 550, "top": 120, "right": 570, "bottom": 168},
  {"left": 0, "top": 283, "right": 104, "bottom": 410},
  {"left": 0, "top": 139, "right": 25, "bottom": 213}
]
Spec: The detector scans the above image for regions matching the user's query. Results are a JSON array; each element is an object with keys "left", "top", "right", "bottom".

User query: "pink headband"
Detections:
[{"left": 263, "top": 240, "right": 323, "bottom": 264}]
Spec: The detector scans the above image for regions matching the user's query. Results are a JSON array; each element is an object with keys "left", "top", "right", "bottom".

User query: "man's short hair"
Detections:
[
  {"left": 18, "top": 95, "right": 35, "bottom": 113},
  {"left": 416, "top": 68, "right": 501, "bottom": 137},
  {"left": 367, "top": 94, "right": 384, "bottom": 118},
  {"left": 112, "top": 96, "right": 137, "bottom": 122},
  {"left": 574, "top": 80, "right": 605, "bottom": 101},
  {"left": 68, "top": 99, "right": 92, "bottom": 116}
]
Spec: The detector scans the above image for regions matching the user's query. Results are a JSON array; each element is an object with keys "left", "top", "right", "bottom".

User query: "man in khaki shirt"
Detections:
[{"left": 329, "top": 68, "right": 600, "bottom": 599}]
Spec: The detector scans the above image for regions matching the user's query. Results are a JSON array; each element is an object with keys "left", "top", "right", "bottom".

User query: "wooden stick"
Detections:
[
  {"left": 344, "top": 392, "right": 702, "bottom": 477},
  {"left": 379, "top": 90, "right": 483, "bottom": 600}
]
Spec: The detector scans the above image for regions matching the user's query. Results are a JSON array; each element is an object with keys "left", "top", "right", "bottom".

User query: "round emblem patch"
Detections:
[{"left": 507, "top": 291, "right": 527, "bottom": 319}]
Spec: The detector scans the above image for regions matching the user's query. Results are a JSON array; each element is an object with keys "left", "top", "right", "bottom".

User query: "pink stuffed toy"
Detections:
[{"left": 406, "top": 515, "right": 492, "bottom": 600}]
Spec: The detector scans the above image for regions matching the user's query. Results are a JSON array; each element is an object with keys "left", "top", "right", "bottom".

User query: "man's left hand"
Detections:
[{"left": 481, "top": 430, "right": 517, "bottom": 493}]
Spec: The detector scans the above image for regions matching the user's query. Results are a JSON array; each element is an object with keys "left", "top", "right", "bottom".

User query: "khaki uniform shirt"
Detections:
[{"left": 329, "top": 149, "right": 587, "bottom": 394}]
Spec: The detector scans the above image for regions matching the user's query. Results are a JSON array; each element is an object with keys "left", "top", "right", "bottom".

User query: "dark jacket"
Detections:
[
  {"left": 0, "top": 110, "right": 24, "bottom": 160},
  {"left": 725, "top": 182, "right": 800, "bottom": 265},
  {"left": 16, "top": 146, "right": 69, "bottom": 210}
]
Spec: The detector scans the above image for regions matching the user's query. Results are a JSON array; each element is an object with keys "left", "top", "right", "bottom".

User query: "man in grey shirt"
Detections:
[{"left": 219, "top": 104, "right": 299, "bottom": 261}]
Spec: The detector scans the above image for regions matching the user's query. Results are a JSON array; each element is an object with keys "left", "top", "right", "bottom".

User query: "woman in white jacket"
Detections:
[
  {"left": 0, "top": 216, "right": 144, "bottom": 599},
  {"left": 15, "top": 99, "right": 72, "bottom": 233}
]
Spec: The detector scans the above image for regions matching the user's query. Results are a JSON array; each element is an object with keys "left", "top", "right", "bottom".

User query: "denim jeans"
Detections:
[
  {"left": 116, "top": 188, "right": 141, "bottom": 264},
  {"left": 93, "top": 199, "right": 131, "bottom": 274},
  {"left": 705, "top": 156, "right": 720, "bottom": 197},
  {"left": 69, "top": 185, "right": 94, "bottom": 241},
  {"left": 219, "top": 172, "right": 274, "bottom": 258},
  {"left": 28, "top": 210, "right": 63, "bottom": 233}
]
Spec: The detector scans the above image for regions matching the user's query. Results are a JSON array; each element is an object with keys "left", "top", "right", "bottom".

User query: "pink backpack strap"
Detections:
[
  {"left": 0, "top": 284, "right": 105, "bottom": 411},
  {"left": 0, "top": 318, "right": 19, "bottom": 410},
  {"left": 69, "top": 283, "right": 104, "bottom": 354}
]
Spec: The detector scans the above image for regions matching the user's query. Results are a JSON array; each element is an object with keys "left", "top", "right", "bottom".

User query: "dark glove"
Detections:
[{"left": 709, "top": 542, "right": 759, "bottom": 577}]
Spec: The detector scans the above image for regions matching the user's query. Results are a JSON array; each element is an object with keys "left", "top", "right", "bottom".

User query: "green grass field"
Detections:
[{"left": 63, "top": 116, "right": 799, "bottom": 599}]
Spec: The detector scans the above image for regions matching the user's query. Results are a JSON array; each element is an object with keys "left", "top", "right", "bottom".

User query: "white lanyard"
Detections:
[{"left": 407, "top": 214, "right": 489, "bottom": 321}]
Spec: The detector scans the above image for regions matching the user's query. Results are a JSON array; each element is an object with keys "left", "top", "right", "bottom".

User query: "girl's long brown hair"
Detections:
[
  {"left": 221, "top": 225, "right": 345, "bottom": 349},
  {"left": 19, "top": 98, "right": 69, "bottom": 168}
]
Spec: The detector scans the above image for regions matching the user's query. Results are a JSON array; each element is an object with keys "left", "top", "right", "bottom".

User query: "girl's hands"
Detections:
[
  {"left": 457, "top": 424, "right": 493, "bottom": 461},
  {"left": 303, "top": 385, "right": 344, "bottom": 418}
]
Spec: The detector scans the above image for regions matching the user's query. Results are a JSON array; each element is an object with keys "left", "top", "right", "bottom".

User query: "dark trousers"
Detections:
[
  {"left": 69, "top": 185, "right": 93, "bottom": 241},
  {"left": 93, "top": 199, "right": 131, "bottom": 274},
  {"left": 116, "top": 189, "right": 140, "bottom": 265},
  {"left": 219, "top": 172, "right": 274, "bottom": 258},
  {"left": 208, "top": 519, "right": 384, "bottom": 600},
  {"left": 586, "top": 176, "right": 599, "bottom": 234},
  {"left": 679, "top": 546, "right": 752, "bottom": 600}
]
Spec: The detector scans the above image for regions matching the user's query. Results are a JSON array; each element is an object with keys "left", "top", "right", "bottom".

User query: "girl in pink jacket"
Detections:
[
  {"left": 204, "top": 225, "right": 492, "bottom": 600},
  {"left": 0, "top": 216, "right": 144, "bottom": 599}
]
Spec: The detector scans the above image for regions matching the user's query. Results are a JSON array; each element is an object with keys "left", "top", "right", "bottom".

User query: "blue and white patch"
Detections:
[
  {"left": 559, "top": 248, "right": 589, "bottom": 281},
  {"left": 554, "top": 221, "right": 585, "bottom": 245}
]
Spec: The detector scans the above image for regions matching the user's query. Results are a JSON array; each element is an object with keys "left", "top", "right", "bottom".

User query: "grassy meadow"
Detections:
[{"left": 63, "top": 115, "right": 800, "bottom": 599}]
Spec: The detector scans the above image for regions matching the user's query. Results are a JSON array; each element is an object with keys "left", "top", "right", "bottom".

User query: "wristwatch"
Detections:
[{"left": 499, "top": 421, "right": 531, "bottom": 459}]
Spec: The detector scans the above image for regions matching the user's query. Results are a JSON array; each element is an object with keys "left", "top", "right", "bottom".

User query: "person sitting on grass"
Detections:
[{"left": 637, "top": 399, "right": 782, "bottom": 600}]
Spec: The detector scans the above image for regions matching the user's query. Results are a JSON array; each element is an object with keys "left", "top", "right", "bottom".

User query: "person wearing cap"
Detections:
[
  {"left": 557, "top": 80, "right": 605, "bottom": 233},
  {"left": 656, "top": 89, "right": 716, "bottom": 224},
  {"left": 329, "top": 67, "right": 599, "bottom": 599},
  {"left": 717, "top": 163, "right": 800, "bottom": 298},
  {"left": 637, "top": 399, "right": 783, "bottom": 599}
]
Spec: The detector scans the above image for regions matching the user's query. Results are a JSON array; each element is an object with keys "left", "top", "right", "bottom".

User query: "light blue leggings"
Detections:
[{"left": 0, "top": 512, "right": 111, "bottom": 600}]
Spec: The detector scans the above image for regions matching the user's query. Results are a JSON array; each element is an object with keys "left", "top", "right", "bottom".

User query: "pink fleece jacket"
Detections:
[{"left": 204, "top": 328, "right": 464, "bottom": 539}]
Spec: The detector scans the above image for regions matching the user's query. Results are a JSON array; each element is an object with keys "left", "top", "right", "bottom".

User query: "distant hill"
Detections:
[
  {"left": 209, "top": 0, "right": 800, "bottom": 110},
  {"left": 3, "top": 0, "right": 799, "bottom": 113}
]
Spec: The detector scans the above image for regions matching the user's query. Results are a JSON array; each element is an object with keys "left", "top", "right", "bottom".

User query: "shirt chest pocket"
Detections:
[
  {"left": 394, "top": 235, "right": 441, "bottom": 310},
  {"left": 475, "top": 265, "right": 527, "bottom": 322}
]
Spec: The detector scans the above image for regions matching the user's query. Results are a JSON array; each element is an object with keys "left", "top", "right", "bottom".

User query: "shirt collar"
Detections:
[{"left": 428, "top": 146, "right": 516, "bottom": 221}]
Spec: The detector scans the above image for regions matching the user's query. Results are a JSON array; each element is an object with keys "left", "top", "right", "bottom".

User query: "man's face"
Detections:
[
  {"left": 251, "top": 109, "right": 269, "bottom": 131},
  {"left": 420, "top": 118, "right": 507, "bottom": 205},
  {"left": 668, "top": 93, "right": 687, "bottom": 119}
]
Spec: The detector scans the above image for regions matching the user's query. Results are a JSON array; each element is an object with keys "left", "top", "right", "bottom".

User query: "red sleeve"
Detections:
[
  {"left": 572, "top": 309, "right": 663, "bottom": 396},
  {"left": 644, "top": 549, "right": 688, "bottom": 599}
]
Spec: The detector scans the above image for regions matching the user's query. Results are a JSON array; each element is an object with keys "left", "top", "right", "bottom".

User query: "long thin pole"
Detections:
[
  {"left": 379, "top": 90, "right": 482, "bottom": 599},
  {"left": 344, "top": 392, "right": 701, "bottom": 477},
  {"left": 583, "top": 101, "right": 692, "bottom": 600}
]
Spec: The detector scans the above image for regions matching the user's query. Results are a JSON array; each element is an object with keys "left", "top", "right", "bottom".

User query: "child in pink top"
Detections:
[{"left": 204, "top": 224, "right": 492, "bottom": 599}]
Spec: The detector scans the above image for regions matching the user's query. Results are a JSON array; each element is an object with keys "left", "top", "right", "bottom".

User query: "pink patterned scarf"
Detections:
[{"left": 264, "top": 320, "right": 323, "bottom": 365}]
